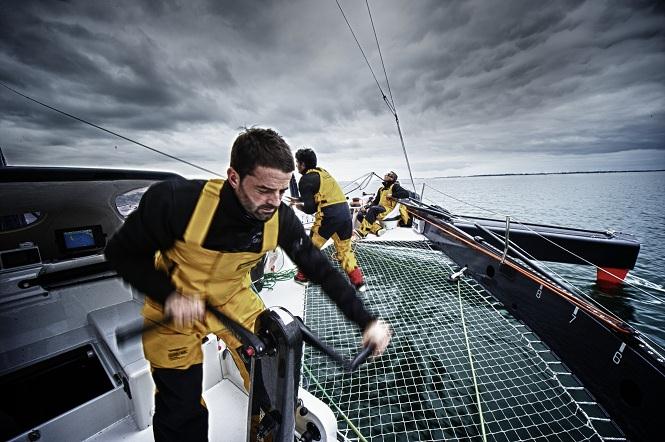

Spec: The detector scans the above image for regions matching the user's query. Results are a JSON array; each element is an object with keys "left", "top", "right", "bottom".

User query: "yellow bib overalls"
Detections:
[
  {"left": 377, "top": 183, "right": 397, "bottom": 218},
  {"left": 306, "top": 168, "right": 357, "bottom": 273},
  {"left": 142, "top": 179, "right": 277, "bottom": 390},
  {"left": 359, "top": 183, "right": 397, "bottom": 235}
]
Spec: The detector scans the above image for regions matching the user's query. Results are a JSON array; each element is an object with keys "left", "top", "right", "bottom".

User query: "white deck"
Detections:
[{"left": 87, "top": 379, "right": 249, "bottom": 441}]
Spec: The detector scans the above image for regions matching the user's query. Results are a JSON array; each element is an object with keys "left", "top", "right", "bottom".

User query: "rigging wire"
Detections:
[
  {"left": 364, "top": 0, "right": 419, "bottom": 195},
  {"left": 341, "top": 171, "right": 377, "bottom": 196},
  {"left": 365, "top": 0, "right": 396, "bottom": 112},
  {"left": 0, "top": 81, "right": 223, "bottom": 177},
  {"left": 334, "top": 0, "right": 393, "bottom": 114},
  {"left": 335, "top": 0, "right": 418, "bottom": 193},
  {"left": 364, "top": 0, "right": 418, "bottom": 194}
]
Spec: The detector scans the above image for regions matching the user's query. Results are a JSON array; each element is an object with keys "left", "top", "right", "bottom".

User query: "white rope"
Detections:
[{"left": 456, "top": 276, "right": 487, "bottom": 442}]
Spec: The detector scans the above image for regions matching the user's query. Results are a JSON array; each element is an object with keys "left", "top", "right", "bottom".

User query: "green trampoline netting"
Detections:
[{"left": 302, "top": 240, "right": 623, "bottom": 442}]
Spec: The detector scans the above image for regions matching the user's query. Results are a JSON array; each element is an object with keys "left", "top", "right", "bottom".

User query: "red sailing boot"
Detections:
[
  {"left": 348, "top": 267, "right": 366, "bottom": 292},
  {"left": 294, "top": 270, "right": 308, "bottom": 285}
]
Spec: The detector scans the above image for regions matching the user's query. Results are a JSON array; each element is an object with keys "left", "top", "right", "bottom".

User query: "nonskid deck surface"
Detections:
[
  {"left": 302, "top": 239, "right": 623, "bottom": 441},
  {"left": 85, "top": 379, "right": 249, "bottom": 441}
]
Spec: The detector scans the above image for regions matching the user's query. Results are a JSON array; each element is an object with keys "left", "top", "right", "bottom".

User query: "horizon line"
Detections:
[{"left": 421, "top": 169, "right": 665, "bottom": 180}]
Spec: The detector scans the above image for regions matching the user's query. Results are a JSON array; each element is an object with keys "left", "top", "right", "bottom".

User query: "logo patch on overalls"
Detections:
[{"left": 168, "top": 346, "right": 189, "bottom": 360}]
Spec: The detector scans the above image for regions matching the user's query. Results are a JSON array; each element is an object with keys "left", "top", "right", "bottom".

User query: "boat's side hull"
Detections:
[{"left": 416, "top": 212, "right": 665, "bottom": 442}]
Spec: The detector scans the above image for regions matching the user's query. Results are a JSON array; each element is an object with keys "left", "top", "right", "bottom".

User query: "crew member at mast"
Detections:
[{"left": 356, "top": 171, "right": 410, "bottom": 238}]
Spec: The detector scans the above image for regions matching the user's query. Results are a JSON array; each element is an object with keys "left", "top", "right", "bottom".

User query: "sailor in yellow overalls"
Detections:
[
  {"left": 105, "top": 128, "right": 392, "bottom": 442},
  {"left": 289, "top": 148, "right": 365, "bottom": 289},
  {"left": 142, "top": 178, "right": 270, "bottom": 382},
  {"left": 356, "top": 171, "right": 411, "bottom": 238}
]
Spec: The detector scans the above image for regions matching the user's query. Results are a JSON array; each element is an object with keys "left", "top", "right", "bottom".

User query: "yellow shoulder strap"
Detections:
[
  {"left": 261, "top": 210, "right": 279, "bottom": 253},
  {"left": 183, "top": 179, "right": 225, "bottom": 245}
]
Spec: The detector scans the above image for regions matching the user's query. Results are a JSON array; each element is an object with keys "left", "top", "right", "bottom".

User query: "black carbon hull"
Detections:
[{"left": 407, "top": 201, "right": 665, "bottom": 442}]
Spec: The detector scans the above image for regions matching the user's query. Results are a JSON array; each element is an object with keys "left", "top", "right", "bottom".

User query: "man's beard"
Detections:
[{"left": 236, "top": 186, "right": 277, "bottom": 221}]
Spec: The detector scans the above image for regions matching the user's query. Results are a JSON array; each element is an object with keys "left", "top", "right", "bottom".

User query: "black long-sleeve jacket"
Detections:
[
  {"left": 371, "top": 181, "right": 410, "bottom": 206},
  {"left": 105, "top": 178, "right": 375, "bottom": 329},
  {"left": 297, "top": 172, "right": 320, "bottom": 215}
]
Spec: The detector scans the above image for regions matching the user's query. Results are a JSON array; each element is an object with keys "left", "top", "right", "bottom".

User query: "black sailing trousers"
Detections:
[{"left": 152, "top": 364, "right": 208, "bottom": 442}]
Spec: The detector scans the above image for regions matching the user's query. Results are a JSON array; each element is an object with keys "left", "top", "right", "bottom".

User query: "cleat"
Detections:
[
  {"left": 377, "top": 228, "right": 387, "bottom": 237},
  {"left": 294, "top": 270, "right": 308, "bottom": 285}
]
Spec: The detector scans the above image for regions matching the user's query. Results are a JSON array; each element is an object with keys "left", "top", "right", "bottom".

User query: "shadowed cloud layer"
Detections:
[{"left": 0, "top": 0, "right": 663, "bottom": 179}]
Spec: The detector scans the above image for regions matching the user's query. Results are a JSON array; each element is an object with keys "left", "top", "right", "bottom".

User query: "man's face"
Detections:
[
  {"left": 228, "top": 165, "right": 291, "bottom": 221},
  {"left": 384, "top": 173, "right": 395, "bottom": 184},
  {"left": 296, "top": 161, "right": 306, "bottom": 174}
]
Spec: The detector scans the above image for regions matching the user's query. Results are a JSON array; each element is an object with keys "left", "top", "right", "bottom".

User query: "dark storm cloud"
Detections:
[
  {"left": 0, "top": 0, "right": 236, "bottom": 128},
  {"left": 0, "top": 0, "right": 663, "bottom": 177}
]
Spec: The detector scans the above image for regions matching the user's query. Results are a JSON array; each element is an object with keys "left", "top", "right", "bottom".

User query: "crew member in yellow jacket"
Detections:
[
  {"left": 289, "top": 148, "right": 365, "bottom": 289},
  {"left": 105, "top": 128, "right": 391, "bottom": 442},
  {"left": 356, "top": 171, "right": 410, "bottom": 238}
]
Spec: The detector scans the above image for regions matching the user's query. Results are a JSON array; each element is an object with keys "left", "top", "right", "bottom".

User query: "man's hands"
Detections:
[
  {"left": 286, "top": 196, "right": 304, "bottom": 210},
  {"left": 362, "top": 319, "right": 392, "bottom": 356},
  {"left": 164, "top": 291, "right": 204, "bottom": 329}
]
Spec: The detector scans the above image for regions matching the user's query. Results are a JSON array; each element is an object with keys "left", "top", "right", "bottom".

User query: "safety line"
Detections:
[
  {"left": 302, "top": 363, "right": 368, "bottom": 442},
  {"left": 456, "top": 277, "right": 487, "bottom": 442}
]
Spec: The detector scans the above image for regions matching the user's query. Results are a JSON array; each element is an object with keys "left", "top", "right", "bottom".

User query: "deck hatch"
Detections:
[{"left": 0, "top": 343, "right": 114, "bottom": 440}]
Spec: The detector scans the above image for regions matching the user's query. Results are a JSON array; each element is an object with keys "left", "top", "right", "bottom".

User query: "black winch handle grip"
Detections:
[
  {"left": 294, "top": 317, "right": 374, "bottom": 372},
  {"left": 348, "top": 344, "right": 375, "bottom": 371},
  {"left": 115, "top": 302, "right": 266, "bottom": 356}
]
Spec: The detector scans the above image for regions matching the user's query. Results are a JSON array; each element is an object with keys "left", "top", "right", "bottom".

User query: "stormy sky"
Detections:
[{"left": 1, "top": 0, "right": 664, "bottom": 180}]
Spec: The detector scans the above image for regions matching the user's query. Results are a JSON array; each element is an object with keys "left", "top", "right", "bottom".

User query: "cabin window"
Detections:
[
  {"left": 0, "top": 212, "right": 42, "bottom": 232},
  {"left": 115, "top": 187, "right": 148, "bottom": 217}
]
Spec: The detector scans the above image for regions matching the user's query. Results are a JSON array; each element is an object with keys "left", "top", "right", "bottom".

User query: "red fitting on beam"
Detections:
[{"left": 597, "top": 267, "right": 629, "bottom": 287}]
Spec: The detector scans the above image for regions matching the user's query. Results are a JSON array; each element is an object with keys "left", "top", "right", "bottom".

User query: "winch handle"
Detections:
[
  {"left": 115, "top": 302, "right": 267, "bottom": 357},
  {"left": 348, "top": 344, "right": 374, "bottom": 371},
  {"left": 294, "top": 317, "right": 374, "bottom": 372}
]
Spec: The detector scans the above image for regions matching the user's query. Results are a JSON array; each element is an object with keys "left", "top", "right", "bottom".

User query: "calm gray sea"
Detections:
[{"left": 412, "top": 171, "right": 665, "bottom": 348}]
